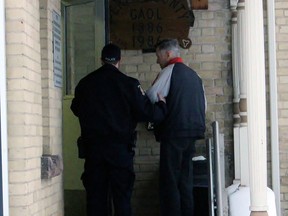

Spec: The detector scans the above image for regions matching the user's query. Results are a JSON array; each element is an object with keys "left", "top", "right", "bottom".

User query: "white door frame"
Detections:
[{"left": 0, "top": 0, "right": 10, "bottom": 215}]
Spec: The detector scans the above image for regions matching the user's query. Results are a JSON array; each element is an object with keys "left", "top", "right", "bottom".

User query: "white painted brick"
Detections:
[
  {"left": 10, "top": 193, "right": 34, "bottom": 206},
  {"left": 9, "top": 183, "right": 29, "bottom": 195}
]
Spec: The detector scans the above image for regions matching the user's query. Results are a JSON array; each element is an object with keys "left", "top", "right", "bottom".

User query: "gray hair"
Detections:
[{"left": 155, "top": 39, "right": 180, "bottom": 57}]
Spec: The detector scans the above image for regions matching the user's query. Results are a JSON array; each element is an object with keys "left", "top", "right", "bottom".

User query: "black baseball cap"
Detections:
[{"left": 101, "top": 43, "right": 121, "bottom": 62}]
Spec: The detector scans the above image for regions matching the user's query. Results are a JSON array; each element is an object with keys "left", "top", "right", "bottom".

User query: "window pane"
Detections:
[{"left": 64, "top": 1, "right": 105, "bottom": 95}]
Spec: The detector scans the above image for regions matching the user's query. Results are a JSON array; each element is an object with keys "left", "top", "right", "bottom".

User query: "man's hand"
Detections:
[{"left": 157, "top": 93, "right": 166, "bottom": 103}]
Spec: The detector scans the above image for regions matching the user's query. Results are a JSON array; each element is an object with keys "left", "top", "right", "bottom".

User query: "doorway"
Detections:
[{"left": 62, "top": 0, "right": 106, "bottom": 215}]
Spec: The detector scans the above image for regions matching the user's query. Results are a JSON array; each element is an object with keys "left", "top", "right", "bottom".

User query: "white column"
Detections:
[
  {"left": 237, "top": 0, "right": 249, "bottom": 186},
  {"left": 231, "top": 2, "right": 240, "bottom": 183},
  {"left": 245, "top": 0, "right": 268, "bottom": 214}
]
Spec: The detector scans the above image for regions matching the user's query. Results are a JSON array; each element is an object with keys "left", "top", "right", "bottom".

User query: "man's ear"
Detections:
[
  {"left": 115, "top": 61, "right": 120, "bottom": 68},
  {"left": 166, "top": 50, "right": 173, "bottom": 58}
]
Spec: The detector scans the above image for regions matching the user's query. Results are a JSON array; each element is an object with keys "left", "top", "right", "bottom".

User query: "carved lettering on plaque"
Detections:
[{"left": 110, "top": 0, "right": 195, "bottom": 49}]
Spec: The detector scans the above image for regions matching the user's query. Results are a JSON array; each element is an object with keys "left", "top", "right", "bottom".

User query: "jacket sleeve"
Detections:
[{"left": 130, "top": 80, "right": 167, "bottom": 123}]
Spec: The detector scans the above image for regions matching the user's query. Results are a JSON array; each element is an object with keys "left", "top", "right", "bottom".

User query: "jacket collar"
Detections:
[{"left": 167, "top": 57, "right": 183, "bottom": 66}]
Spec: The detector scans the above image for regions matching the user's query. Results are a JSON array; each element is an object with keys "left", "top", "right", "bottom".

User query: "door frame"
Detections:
[{"left": 0, "top": 0, "right": 10, "bottom": 215}]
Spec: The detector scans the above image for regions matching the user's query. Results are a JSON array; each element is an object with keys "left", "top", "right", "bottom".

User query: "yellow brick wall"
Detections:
[
  {"left": 5, "top": 0, "right": 63, "bottom": 215},
  {"left": 275, "top": 0, "right": 288, "bottom": 215}
]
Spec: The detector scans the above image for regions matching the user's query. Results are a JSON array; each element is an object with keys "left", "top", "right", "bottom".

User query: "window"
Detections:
[{"left": 62, "top": 0, "right": 107, "bottom": 95}]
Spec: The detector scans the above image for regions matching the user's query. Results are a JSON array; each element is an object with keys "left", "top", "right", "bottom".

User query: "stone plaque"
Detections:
[
  {"left": 110, "top": 0, "right": 194, "bottom": 50},
  {"left": 191, "top": 0, "right": 208, "bottom": 10}
]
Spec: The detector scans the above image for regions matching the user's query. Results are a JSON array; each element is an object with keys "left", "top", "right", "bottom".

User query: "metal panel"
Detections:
[
  {"left": 212, "top": 121, "right": 224, "bottom": 216},
  {"left": 206, "top": 138, "right": 215, "bottom": 216},
  {"left": 207, "top": 121, "right": 225, "bottom": 216}
]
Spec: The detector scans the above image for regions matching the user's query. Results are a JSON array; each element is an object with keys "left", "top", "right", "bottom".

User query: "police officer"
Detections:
[{"left": 70, "top": 43, "right": 167, "bottom": 216}]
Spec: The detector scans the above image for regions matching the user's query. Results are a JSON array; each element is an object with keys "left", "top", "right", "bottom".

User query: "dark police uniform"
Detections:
[{"left": 71, "top": 63, "right": 166, "bottom": 216}]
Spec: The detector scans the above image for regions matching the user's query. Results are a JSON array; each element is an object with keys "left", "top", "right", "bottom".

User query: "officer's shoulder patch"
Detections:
[{"left": 137, "top": 85, "right": 146, "bottom": 96}]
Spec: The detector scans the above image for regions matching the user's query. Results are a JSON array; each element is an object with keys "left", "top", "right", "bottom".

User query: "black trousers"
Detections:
[
  {"left": 82, "top": 150, "right": 135, "bottom": 216},
  {"left": 159, "top": 138, "right": 196, "bottom": 216}
]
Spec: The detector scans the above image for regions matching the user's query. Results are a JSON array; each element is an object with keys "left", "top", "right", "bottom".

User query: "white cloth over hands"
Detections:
[{"left": 146, "top": 64, "right": 174, "bottom": 103}]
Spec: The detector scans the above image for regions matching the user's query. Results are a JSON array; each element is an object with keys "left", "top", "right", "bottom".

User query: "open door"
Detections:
[{"left": 62, "top": 0, "right": 106, "bottom": 215}]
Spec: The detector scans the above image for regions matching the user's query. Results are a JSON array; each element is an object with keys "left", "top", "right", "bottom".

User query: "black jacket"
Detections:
[
  {"left": 71, "top": 64, "right": 167, "bottom": 145},
  {"left": 155, "top": 63, "right": 206, "bottom": 141}
]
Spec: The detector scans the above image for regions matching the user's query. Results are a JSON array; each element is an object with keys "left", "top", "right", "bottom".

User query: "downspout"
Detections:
[
  {"left": 0, "top": 0, "right": 9, "bottom": 215},
  {"left": 266, "top": 0, "right": 281, "bottom": 215}
]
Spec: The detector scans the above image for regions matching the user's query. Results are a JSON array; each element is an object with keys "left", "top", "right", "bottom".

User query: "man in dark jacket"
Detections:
[
  {"left": 147, "top": 39, "right": 206, "bottom": 216},
  {"left": 71, "top": 43, "right": 167, "bottom": 216}
]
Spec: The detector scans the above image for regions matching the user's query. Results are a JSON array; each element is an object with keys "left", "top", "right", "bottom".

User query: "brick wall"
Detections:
[
  {"left": 5, "top": 0, "right": 63, "bottom": 215},
  {"left": 120, "top": 1, "right": 233, "bottom": 215},
  {"left": 8, "top": 0, "right": 288, "bottom": 215},
  {"left": 275, "top": 0, "right": 288, "bottom": 215}
]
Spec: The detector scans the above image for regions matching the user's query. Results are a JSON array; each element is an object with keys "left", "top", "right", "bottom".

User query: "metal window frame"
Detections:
[{"left": 61, "top": 0, "right": 108, "bottom": 96}]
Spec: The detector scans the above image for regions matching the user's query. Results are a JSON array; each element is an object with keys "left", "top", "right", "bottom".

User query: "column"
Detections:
[
  {"left": 245, "top": 0, "right": 268, "bottom": 214},
  {"left": 231, "top": 1, "right": 240, "bottom": 183},
  {"left": 237, "top": 0, "right": 249, "bottom": 186}
]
